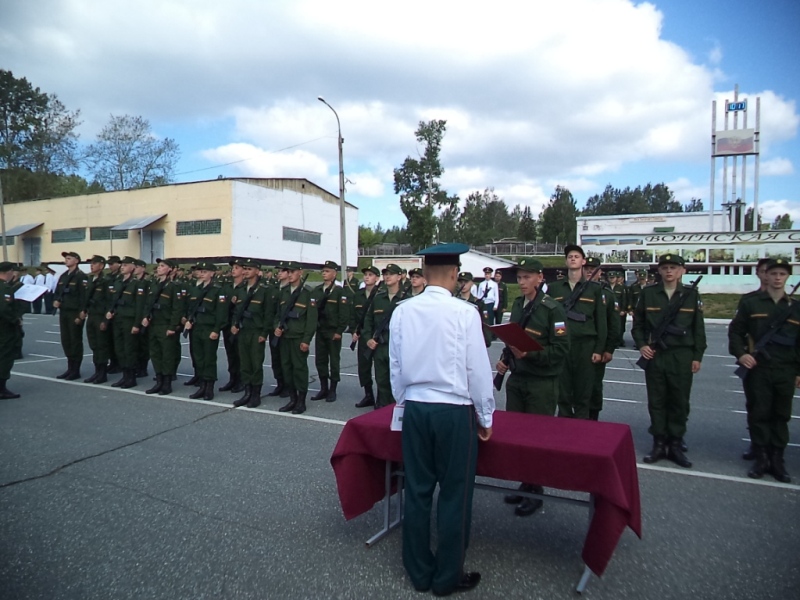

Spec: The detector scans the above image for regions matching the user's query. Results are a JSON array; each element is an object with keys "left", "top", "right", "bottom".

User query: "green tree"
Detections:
[
  {"left": 539, "top": 186, "right": 578, "bottom": 244},
  {"left": 358, "top": 224, "right": 382, "bottom": 248},
  {"left": 86, "top": 114, "right": 180, "bottom": 191},
  {"left": 744, "top": 207, "right": 766, "bottom": 231},
  {"left": 393, "top": 120, "right": 451, "bottom": 250},
  {"left": 683, "top": 197, "right": 704, "bottom": 212},
  {"left": 436, "top": 195, "right": 460, "bottom": 243},
  {"left": 517, "top": 205, "right": 537, "bottom": 241},
  {"left": 772, "top": 213, "right": 794, "bottom": 230}
]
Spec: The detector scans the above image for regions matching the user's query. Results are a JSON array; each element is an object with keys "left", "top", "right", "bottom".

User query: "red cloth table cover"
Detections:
[{"left": 330, "top": 407, "right": 642, "bottom": 576}]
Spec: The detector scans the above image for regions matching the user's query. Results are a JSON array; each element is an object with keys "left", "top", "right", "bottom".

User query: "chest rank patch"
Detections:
[{"left": 554, "top": 321, "right": 567, "bottom": 336}]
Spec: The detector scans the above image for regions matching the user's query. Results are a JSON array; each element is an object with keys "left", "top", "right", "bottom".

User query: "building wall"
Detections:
[{"left": 578, "top": 211, "right": 729, "bottom": 242}]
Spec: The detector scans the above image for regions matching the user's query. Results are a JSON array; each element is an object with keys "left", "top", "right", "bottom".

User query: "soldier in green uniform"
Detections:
[
  {"left": 184, "top": 261, "right": 228, "bottom": 401},
  {"left": 729, "top": 258, "right": 797, "bottom": 482},
  {"left": 351, "top": 266, "right": 381, "bottom": 408},
  {"left": 10, "top": 266, "right": 26, "bottom": 360},
  {"left": 400, "top": 268, "right": 412, "bottom": 294},
  {"left": 132, "top": 259, "right": 151, "bottom": 378},
  {"left": 274, "top": 261, "right": 317, "bottom": 415},
  {"left": 310, "top": 261, "right": 349, "bottom": 403},
  {"left": 53, "top": 251, "right": 88, "bottom": 380},
  {"left": 0, "top": 261, "right": 23, "bottom": 399},
  {"left": 408, "top": 267, "right": 426, "bottom": 296},
  {"left": 633, "top": 254, "right": 706, "bottom": 468},
  {"left": 81, "top": 255, "right": 112, "bottom": 384},
  {"left": 496, "top": 258, "right": 570, "bottom": 516},
  {"left": 363, "top": 263, "right": 408, "bottom": 408},
  {"left": 231, "top": 259, "right": 274, "bottom": 409},
  {"left": 627, "top": 269, "right": 647, "bottom": 349},
  {"left": 494, "top": 269, "right": 508, "bottom": 326},
  {"left": 219, "top": 259, "right": 246, "bottom": 393},
  {"left": 585, "top": 258, "right": 621, "bottom": 421},
  {"left": 138, "top": 259, "right": 184, "bottom": 396},
  {"left": 104, "top": 256, "right": 123, "bottom": 374},
  {"left": 266, "top": 263, "right": 288, "bottom": 397},
  {"left": 106, "top": 256, "right": 146, "bottom": 389},
  {"left": 545, "top": 245, "right": 607, "bottom": 419},
  {"left": 608, "top": 270, "right": 628, "bottom": 347},
  {"left": 455, "top": 272, "right": 491, "bottom": 347}
]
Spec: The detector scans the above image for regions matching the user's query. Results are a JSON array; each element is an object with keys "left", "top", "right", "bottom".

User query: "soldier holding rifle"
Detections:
[{"left": 350, "top": 266, "right": 381, "bottom": 408}]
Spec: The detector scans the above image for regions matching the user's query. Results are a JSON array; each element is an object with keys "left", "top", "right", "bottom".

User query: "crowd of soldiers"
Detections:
[{"left": 1, "top": 245, "right": 795, "bottom": 486}]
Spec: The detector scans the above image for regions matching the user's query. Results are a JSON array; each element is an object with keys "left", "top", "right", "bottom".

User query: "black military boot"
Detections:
[
  {"left": 748, "top": 445, "right": 770, "bottom": 479},
  {"left": 279, "top": 391, "right": 297, "bottom": 413},
  {"left": 65, "top": 358, "right": 82, "bottom": 381},
  {"left": 56, "top": 359, "right": 73, "bottom": 379},
  {"left": 667, "top": 438, "right": 692, "bottom": 468},
  {"left": 267, "top": 379, "right": 285, "bottom": 397},
  {"left": 107, "top": 359, "right": 121, "bottom": 375},
  {"left": 93, "top": 364, "right": 108, "bottom": 385},
  {"left": 515, "top": 484, "right": 544, "bottom": 517},
  {"left": 231, "top": 379, "right": 245, "bottom": 393},
  {"left": 84, "top": 363, "right": 100, "bottom": 384},
  {"left": 769, "top": 447, "right": 791, "bottom": 483},
  {"left": 292, "top": 392, "right": 307, "bottom": 415},
  {"left": 0, "top": 379, "right": 21, "bottom": 399},
  {"left": 643, "top": 436, "right": 667, "bottom": 464},
  {"left": 204, "top": 380, "right": 215, "bottom": 401},
  {"left": 218, "top": 375, "right": 236, "bottom": 392},
  {"left": 326, "top": 380, "right": 338, "bottom": 403},
  {"left": 121, "top": 369, "right": 138, "bottom": 389},
  {"left": 146, "top": 374, "right": 164, "bottom": 394},
  {"left": 159, "top": 375, "right": 173, "bottom": 396},
  {"left": 111, "top": 368, "right": 128, "bottom": 387},
  {"left": 233, "top": 385, "right": 252, "bottom": 407},
  {"left": 504, "top": 482, "right": 531, "bottom": 505},
  {"left": 311, "top": 377, "right": 329, "bottom": 401},
  {"left": 246, "top": 384, "right": 261, "bottom": 408},
  {"left": 190, "top": 380, "right": 208, "bottom": 399},
  {"left": 742, "top": 443, "right": 756, "bottom": 460},
  {"left": 136, "top": 362, "right": 148, "bottom": 378},
  {"left": 355, "top": 385, "right": 375, "bottom": 408},
  {"left": 184, "top": 372, "right": 200, "bottom": 386}
]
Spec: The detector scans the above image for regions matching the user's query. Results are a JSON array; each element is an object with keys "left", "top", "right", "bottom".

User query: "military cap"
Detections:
[
  {"left": 658, "top": 253, "right": 685, "bottom": 267},
  {"left": 457, "top": 271, "right": 473, "bottom": 281},
  {"left": 346, "top": 266, "right": 356, "bottom": 272},
  {"left": 585, "top": 256, "right": 602, "bottom": 268},
  {"left": 241, "top": 258, "right": 262, "bottom": 269},
  {"left": 156, "top": 258, "right": 178, "bottom": 269},
  {"left": 382, "top": 263, "right": 403, "bottom": 275},
  {"left": 133, "top": 259, "right": 147, "bottom": 268},
  {"left": 765, "top": 258, "right": 792, "bottom": 273},
  {"left": 229, "top": 258, "right": 245, "bottom": 267},
  {"left": 362, "top": 265, "right": 380, "bottom": 277},
  {"left": 564, "top": 244, "right": 585, "bottom": 258},
  {"left": 416, "top": 243, "right": 469, "bottom": 266},
  {"left": 409, "top": 268, "right": 424, "bottom": 277},
  {"left": 637, "top": 269, "right": 648, "bottom": 276},
  {"left": 322, "top": 260, "right": 340, "bottom": 271},
  {"left": 0, "top": 261, "right": 14, "bottom": 272},
  {"left": 515, "top": 258, "right": 544, "bottom": 273},
  {"left": 483, "top": 267, "right": 493, "bottom": 273},
  {"left": 121, "top": 256, "right": 137, "bottom": 265},
  {"left": 193, "top": 261, "right": 217, "bottom": 271},
  {"left": 401, "top": 268, "right": 408, "bottom": 275},
  {"left": 107, "top": 255, "right": 121, "bottom": 264},
  {"left": 61, "top": 251, "right": 81, "bottom": 261},
  {"left": 13, "top": 263, "right": 25, "bottom": 272},
  {"left": 283, "top": 260, "right": 302, "bottom": 271},
  {"left": 89, "top": 255, "right": 107, "bottom": 264}
]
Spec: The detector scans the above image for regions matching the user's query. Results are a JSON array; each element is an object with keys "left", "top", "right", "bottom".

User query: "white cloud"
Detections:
[
  {"left": 201, "top": 143, "right": 329, "bottom": 181},
  {"left": 758, "top": 200, "right": 800, "bottom": 224},
  {"left": 760, "top": 157, "right": 794, "bottom": 177}
]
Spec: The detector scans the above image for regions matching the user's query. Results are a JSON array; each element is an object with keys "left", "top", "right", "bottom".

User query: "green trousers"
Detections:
[
  {"left": 744, "top": 366, "right": 794, "bottom": 448},
  {"left": 314, "top": 329, "right": 342, "bottom": 381},
  {"left": 137, "top": 326, "right": 150, "bottom": 368},
  {"left": 506, "top": 374, "right": 558, "bottom": 415},
  {"left": 190, "top": 326, "right": 220, "bottom": 381},
  {"left": 644, "top": 347, "right": 694, "bottom": 439},
  {"left": 279, "top": 337, "right": 310, "bottom": 393},
  {"left": 0, "top": 325, "right": 21, "bottom": 379},
  {"left": 558, "top": 337, "right": 596, "bottom": 419},
  {"left": 86, "top": 313, "right": 111, "bottom": 365},
  {"left": 222, "top": 327, "right": 240, "bottom": 379},
  {"left": 356, "top": 337, "right": 374, "bottom": 387},
  {"left": 238, "top": 328, "right": 265, "bottom": 386},
  {"left": 112, "top": 316, "right": 138, "bottom": 369},
  {"left": 402, "top": 401, "right": 478, "bottom": 595},
  {"left": 269, "top": 332, "right": 283, "bottom": 381},
  {"left": 148, "top": 323, "right": 181, "bottom": 376},
  {"left": 591, "top": 361, "right": 606, "bottom": 414},
  {"left": 373, "top": 343, "right": 394, "bottom": 408},
  {"left": 59, "top": 309, "right": 85, "bottom": 361}
]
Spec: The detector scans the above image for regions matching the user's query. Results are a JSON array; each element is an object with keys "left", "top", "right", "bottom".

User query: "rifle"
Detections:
[
  {"left": 494, "top": 282, "right": 545, "bottom": 391},
  {"left": 350, "top": 282, "right": 382, "bottom": 351},
  {"left": 82, "top": 274, "right": 103, "bottom": 314},
  {"left": 270, "top": 273, "right": 310, "bottom": 348},
  {"left": 104, "top": 276, "right": 132, "bottom": 325},
  {"left": 636, "top": 276, "right": 703, "bottom": 371},
  {"left": 362, "top": 286, "right": 410, "bottom": 360},
  {"left": 182, "top": 281, "right": 214, "bottom": 338},
  {"left": 54, "top": 268, "right": 79, "bottom": 312},
  {"left": 734, "top": 279, "right": 800, "bottom": 379},
  {"left": 561, "top": 266, "right": 602, "bottom": 322},
  {"left": 141, "top": 279, "right": 169, "bottom": 328}
]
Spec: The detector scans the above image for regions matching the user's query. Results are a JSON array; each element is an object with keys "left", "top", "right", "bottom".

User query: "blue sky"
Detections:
[{"left": 2, "top": 0, "right": 798, "bottom": 231}]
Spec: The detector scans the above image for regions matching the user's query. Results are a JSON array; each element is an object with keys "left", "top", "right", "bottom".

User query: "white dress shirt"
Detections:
[
  {"left": 34, "top": 274, "right": 46, "bottom": 287},
  {"left": 475, "top": 278, "right": 499, "bottom": 308},
  {"left": 389, "top": 285, "right": 495, "bottom": 428},
  {"left": 20, "top": 274, "right": 35, "bottom": 286},
  {"left": 45, "top": 273, "right": 57, "bottom": 293}
]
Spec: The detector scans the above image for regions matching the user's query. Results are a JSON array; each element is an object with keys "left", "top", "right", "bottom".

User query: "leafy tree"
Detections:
[
  {"left": 582, "top": 183, "right": 682, "bottom": 216},
  {"left": 539, "top": 186, "right": 578, "bottom": 244},
  {"left": 772, "top": 213, "right": 794, "bottom": 230},
  {"left": 744, "top": 207, "right": 766, "bottom": 231},
  {"left": 517, "top": 206, "right": 537, "bottom": 241},
  {"left": 683, "top": 197, "right": 704, "bottom": 212},
  {"left": 86, "top": 114, "right": 180, "bottom": 191},
  {"left": 0, "top": 69, "right": 81, "bottom": 202},
  {"left": 436, "top": 195, "right": 460, "bottom": 243},
  {"left": 358, "top": 224, "right": 383, "bottom": 248},
  {"left": 393, "top": 120, "right": 451, "bottom": 250}
]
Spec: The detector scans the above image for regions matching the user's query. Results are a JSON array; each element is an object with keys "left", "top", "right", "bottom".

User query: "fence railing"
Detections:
[{"left": 359, "top": 242, "right": 564, "bottom": 257}]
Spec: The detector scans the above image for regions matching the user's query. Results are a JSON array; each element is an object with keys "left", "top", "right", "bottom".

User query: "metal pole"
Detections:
[
  {"left": 754, "top": 97, "right": 761, "bottom": 231},
  {"left": 710, "top": 101, "right": 717, "bottom": 232},
  {"left": 722, "top": 97, "right": 729, "bottom": 231},
  {"left": 741, "top": 106, "right": 748, "bottom": 232},
  {"left": 318, "top": 97, "right": 348, "bottom": 284},
  {"left": 0, "top": 174, "right": 8, "bottom": 261},
  {"left": 731, "top": 86, "right": 738, "bottom": 230}
]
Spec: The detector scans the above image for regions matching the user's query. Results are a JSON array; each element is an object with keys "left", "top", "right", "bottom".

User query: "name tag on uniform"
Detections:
[{"left": 390, "top": 405, "right": 404, "bottom": 431}]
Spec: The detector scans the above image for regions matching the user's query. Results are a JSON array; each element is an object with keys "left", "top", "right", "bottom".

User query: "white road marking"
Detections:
[
  {"left": 637, "top": 463, "right": 800, "bottom": 490},
  {"left": 35, "top": 340, "right": 61, "bottom": 344},
  {"left": 603, "top": 379, "right": 646, "bottom": 386},
  {"left": 733, "top": 409, "right": 799, "bottom": 420}
]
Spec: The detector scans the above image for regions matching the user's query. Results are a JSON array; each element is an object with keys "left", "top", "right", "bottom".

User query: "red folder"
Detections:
[{"left": 489, "top": 323, "right": 544, "bottom": 352}]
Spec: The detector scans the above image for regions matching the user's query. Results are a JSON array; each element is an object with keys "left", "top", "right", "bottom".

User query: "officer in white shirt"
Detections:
[
  {"left": 475, "top": 267, "right": 499, "bottom": 324},
  {"left": 389, "top": 243, "right": 494, "bottom": 597},
  {"left": 44, "top": 267, "right": 57, "bottom": 314},
  {"left": 32, "top": 268, "right": 46, "bottom": 314}
]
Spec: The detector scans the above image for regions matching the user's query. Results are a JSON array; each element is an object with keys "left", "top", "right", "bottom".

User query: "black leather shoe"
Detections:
[
  {"left": 742, "top": 444, "right": 756, "bottom": 460},
  {"left": 667, "top": 439, "right": 692, "bottom": 468},
  {"left": 643, "top": 436, "right": 667, "bottom": 464},
  {"left": 433, "top": 572, "right": 481, "bottom": 596},
  {"left": 504, "top": 483, "right": 530, "bottom": 504},
  {"left": 515, "top": 497, "right": 543, "bottom": 517}
]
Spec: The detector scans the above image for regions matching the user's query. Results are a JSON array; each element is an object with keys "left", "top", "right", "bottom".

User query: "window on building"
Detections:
[
  {"left": 90, "top": 227, "right": 129, "bottom": 241},
  {"left": 52, "top": 228, "right": 87, "bottom": 243},
  {"left": 176, "top": 219, "right": 222, "bottom": 236},
  {"left": 1, "top": 236, "right": 15, "bottom": 245},
  {"left": 282, "top": 226, "right": 321, "bottom": 245}
]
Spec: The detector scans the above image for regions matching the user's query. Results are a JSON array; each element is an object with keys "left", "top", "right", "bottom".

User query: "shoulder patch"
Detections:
[{"left": 554, "top": 321, "right": 567, "bottom": 336}]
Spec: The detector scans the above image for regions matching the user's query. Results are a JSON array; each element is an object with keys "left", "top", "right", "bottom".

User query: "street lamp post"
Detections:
[{"left": 318, "top": 97, "right": 347, "bottom": 284}]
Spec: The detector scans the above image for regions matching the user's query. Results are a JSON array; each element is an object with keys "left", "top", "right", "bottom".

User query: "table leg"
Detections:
[
  {"left": 575, "top": 494, "right": 596, "bottom": 593},
  {"left": 365, "top": 461, "right": 404, "bottom": 546}
]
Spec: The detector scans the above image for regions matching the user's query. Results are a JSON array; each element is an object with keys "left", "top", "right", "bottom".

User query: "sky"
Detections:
[{"left": 2, "top": 0, "right": 798, "bottom": 231}]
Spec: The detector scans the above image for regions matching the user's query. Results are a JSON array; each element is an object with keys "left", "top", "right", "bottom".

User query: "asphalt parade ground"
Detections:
[{"left": 1, "top": 314, "right": 798, "bottom": 599}]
